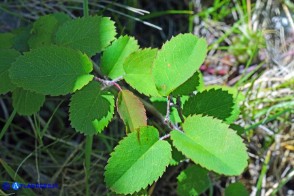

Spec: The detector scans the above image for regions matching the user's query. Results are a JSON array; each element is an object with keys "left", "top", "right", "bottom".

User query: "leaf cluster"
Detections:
[{"left": 0, "top": 12, "right": 249, "bottom": 195}]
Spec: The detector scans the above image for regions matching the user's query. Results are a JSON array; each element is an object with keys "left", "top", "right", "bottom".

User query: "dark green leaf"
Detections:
[
  {"left": 12, "top": 26, "right": 31, "bottom": 52},
  {"left": 0, "top": 49, "right": 20, "bottom": 94},
  {"left": 205, "top": 86, "right": 245, "bottom": 124},
  {"left": 0, "top": 33, "right": 14, "bottom": 49},
  {"left": 229, "top": 124, "right": 245, "bottom": 135},
  {"left": 225, "top": 182, "right": 249, "bottom": 196},
  {"left": 9, "top": 45, "right": 93, "bottom": 96},
  {"left": 172, "top": 71, "right": 201, "bottom": 96},
  {"left": 28, "top": 13, "right": 70, "bottom": 49},
  {"left": 183, "top": 88, "right": 234, "bottom": 121},
  {"left": 55, "top": 16, "right": 116, "bottom": 56},
  {"left": 169, "top": 140, "right": 186, "bottom": 166},
  {"left": 12, "top": 88, "right": 45, "bottom": 115},
  {"left": 177, "top": 165, "right": 210, "bottom": 196},
  {"left": 69, "top": 81, "right": 114, "bottom": 135}
]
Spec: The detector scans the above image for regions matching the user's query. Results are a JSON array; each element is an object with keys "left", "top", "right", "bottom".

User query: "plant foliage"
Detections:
[
  {"left": 152, "top": 34, "right": 207, "bottom": 96},
  {"left": 123, "top": 48, "right": 161, "bottom": 97},
  {"left": 55, "top": 16, "right": 116, "bottom": 56},
  {"left": 177, "top": 165, "right": 210, "bottom": 196},
  {"left": 225, "top": 182, "right": 249, "bottom": 196},
  {"left": 101, "top": 35, "right": 139, "bottom": 79},
  {"left": 0, "top": 49, "right": 20, "bottom": 94},
  {"left": 9, "top": 46, "right": 93, "bottom": 96},
  {"left": 104, "top": 126, "right": 171, "bottom": 194},
  {"left": 12, "top": 88, "right": 45, "bottom": 116},
  {"left": 117, "top": 90, "right": 147, "bottom": 133},
  {"left": 171, "top": 115, "right": 248, "bottom": 175},
  {"left": 0, "top": 12, "right": 249, "bottom": 195},
  {"left": 69, "top": 81, "right": 114, "bottom": 135}
]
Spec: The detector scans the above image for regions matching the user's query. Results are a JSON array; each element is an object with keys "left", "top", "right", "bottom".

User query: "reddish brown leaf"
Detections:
[{"left": 117, "top": 90, "right": 147, "bottom": 133}]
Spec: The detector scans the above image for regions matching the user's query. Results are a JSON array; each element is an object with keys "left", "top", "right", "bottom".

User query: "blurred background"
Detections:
[{"left": 0, "top": 0, "right": 293, "bottom": 195}]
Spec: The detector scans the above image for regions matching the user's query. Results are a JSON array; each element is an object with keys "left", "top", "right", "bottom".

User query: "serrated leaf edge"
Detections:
[
  {"left": 101, "top": 35, "right": 139, "bottom": 78},
  {"left": 123, "top": 48, "right": 161, "bottom": 97},
  {"left": 12, "top": 88, "right": 45, "bottom": 116},
  {"left": 152, "top": 33, "right": 207, "bottom": 95},
  {"left": 104, "top": 126, "right": 172, "bottom": 194},
  {"left": 9, "top": 46, "right": 94, "bottom": 96},
  {"left": 56, "top": 15, "right": 117, "bottom": 56},
  {"left": 184, "top": 88, "right": 235, "bottom": 121},
  {"left": 116, "top": 90, "right": 148, "bottom": 133},
  {"left": 202, "top": 87, "right": 240, "bottom": 123},
  {"left": 171, "top": 115, "right": 249, "bottom": 176},
  {"left": 68, "top": 84, "right": 115, "bottom": 135}
]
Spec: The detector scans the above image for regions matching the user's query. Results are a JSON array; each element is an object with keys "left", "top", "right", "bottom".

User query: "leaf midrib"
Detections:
[
  {"left": 173, "top": 131, "right": 239, "bottom": 174},
  {"left": 109, "top": 138, "right": 160, "bottom": 189}
]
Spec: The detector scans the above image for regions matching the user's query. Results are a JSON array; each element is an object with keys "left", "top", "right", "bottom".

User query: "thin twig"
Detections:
[
  {"left": 164, "top": 96, "right": 171, "bottom": 123},
  {"left": 160, "top": 134, "right": 170, "bottom": 140},
  {"left": 94, "top": 76, "right": 123, "bottom": 91},
  {"left": 139, "top": 98, "right": 182, "bottom": 132},
  {"left": 175, "top": 97, "right": 185, "bottom": 123}
]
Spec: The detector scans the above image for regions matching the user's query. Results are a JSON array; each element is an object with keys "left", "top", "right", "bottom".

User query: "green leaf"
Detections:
[
  {"left": 0, "top": 49, "right": 20, "bottom": 94},
  {"left": 205, "top": 86, "right": 245, "bottom": 124},
  {"left": 55, "top": 16, "right": 116, "bottom": 56},
  {"left": 117, "top": 90, "right": 147, "bottom": 133},
  {"left": 28, "top": 13, "right": 70, "bottom": 49},
  {"left": 229, "top": 124, "right": 245, "bottom": 135},
  {"left": 123, "top": 48, "right": 161, "bottom": 97},
  {"left": 197, "top": 71, "right": 205, "bottom": 91},
  {"left": 69, "top": 81, "right": 114, "bottom": 135},
  {"left": 149, "top": 97, "right": 167, "bottom": 115},
  {"left": 170, "top": 107, "right": 182, "bottom": 124},
  {"left": 105, "top": 126, "right": 172, "bottom": 194},
  {"left": 171, "top": 115, "right": 248, "bottom": 175},
  {"left": 0, "top": 33, "right": 14, "bottom": 49},
  {"left": 152, "top": 34, "right": 207, "bottom": 96},
  {"left": 12, "top": 26, "right": 31, "bottom": 52},
  {"left": 9, "top": 45, "right": 93, "bottom": 96},
  {"left": 224, "top": 182, "right": 249, "bottom": 196},
  {"left": 169, "top": 140, "right": 185, "bottom": 166},
  {"left": 12, "top": 88, "right": 45, "bottom": 115},
  {"left": 172, "top": 71, "right": 202, "bottom": 96},
  {"left": 183, "top": 88, "right": 234, "bottom": 121},
  {"left": 101, "top": 35, "right": 139, "bottom": 79},
  {"left": 177, "top": 165, "right": 210, "bottom": 196}
]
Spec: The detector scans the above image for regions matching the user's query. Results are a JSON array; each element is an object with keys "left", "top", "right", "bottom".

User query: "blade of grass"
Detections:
[
  {"left": 0, "top": 189, "right": 7, "bottom": 196},
  {"left": 244, "top": 108, "right": 292, "bottom": 132},
  {"left": 83, "top": 0, "right": 89, "bottom": 17},
  {"left": 0, "top": 159, "right": 35, "bottom": 196},
  {"left": 0, "top": 109, "right": 16, "bottom": 140},
  {"left": 139, "top": 10, "right": 193, "bottom": 20},
  {"left": 270, "top": 169, "right": 294, "bottom": 195},
  {"left": 255, "top": 150, "right": 271, "bottom": 195},
  {"left": 40, "top": 100, "right": 65, "bottom": 138},
  {"left": 85, "top": 134, "right": 93, "bottom": 196},
  {"left": 235, "top": 44, "right": 259, "bottom": 88},
  {"left": 207, "top": 16, "right": 245, "bottom": 51},
  {"left": 188, "top": 1, "right": 194, "bottom": 33},
  {"left": 99, "top": 0, "right": 149, "bottom": 15}
]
